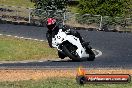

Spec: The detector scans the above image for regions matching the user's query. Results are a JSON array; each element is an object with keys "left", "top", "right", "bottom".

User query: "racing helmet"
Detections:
[{"left": 46, "top": 18, "right": 57, "bottom": 31}]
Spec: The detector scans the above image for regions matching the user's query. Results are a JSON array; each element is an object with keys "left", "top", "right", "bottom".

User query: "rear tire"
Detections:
[
  {"left": 62, "top": 44, "right": 81, "bottom": 62},
  {"left": 87, "top": 48, "right": 95, "bottom": 61}
]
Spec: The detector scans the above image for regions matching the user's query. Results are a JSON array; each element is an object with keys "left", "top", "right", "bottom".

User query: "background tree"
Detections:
[
  {"left": 30, "top": 0, "right": 68, "bottom": 26},
  {"left": 31, "top": 0, "right": 67, "bottom": 14},
  {"left": 77, "top": 0, "right": 131, "bottom": 29},
  {"left": 124, "top": 0, "right": 132, "bottom": 18},
  {"left": 78, "top": 0, "right": 131, "bottom": 17}
]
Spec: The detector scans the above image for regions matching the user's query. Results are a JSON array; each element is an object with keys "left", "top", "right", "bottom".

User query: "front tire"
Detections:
[
  {"left": 58, "top": 51, "right": 66, "bottom": 59},
  {"left": 62, "top": 44, "right": 81, "bottom": 62}
]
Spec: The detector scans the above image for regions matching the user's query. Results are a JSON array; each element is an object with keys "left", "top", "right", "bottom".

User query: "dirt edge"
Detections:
[{"left": 0, "top": 69, "right": 132, "bottom": 82}]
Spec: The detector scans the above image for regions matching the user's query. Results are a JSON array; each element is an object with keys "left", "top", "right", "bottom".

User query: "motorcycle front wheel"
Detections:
[{"left": 62, "top": 44, "right": 81, "bottom": 62}]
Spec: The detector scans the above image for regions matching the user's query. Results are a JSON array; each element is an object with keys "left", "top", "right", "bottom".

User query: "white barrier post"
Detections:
[
  {"left": 28, "top": 8, "right": 31, "bottom": 23},
  {"left": 99, "top": 15, "right": 102, "bottom": 30},
  {"left": 63, "top": 12, "right": 65, "bottom": 25}
]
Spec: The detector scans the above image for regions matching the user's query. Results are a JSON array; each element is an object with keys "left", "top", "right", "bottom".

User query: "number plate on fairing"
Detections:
[{"left": 52, "top": 29, "right": 66, "bottom": 47}]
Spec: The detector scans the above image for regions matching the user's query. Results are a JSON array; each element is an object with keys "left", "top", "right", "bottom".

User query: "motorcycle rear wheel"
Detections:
[{"left": 86, "top": 46, "right": 95, "bottom": 61}]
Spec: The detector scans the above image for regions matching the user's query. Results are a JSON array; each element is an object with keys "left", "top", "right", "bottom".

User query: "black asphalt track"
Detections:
[{"left": 0, "top": 24, "right": 132, "bottom": 69}]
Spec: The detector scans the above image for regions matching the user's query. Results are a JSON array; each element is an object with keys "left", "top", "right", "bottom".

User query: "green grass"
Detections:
[
  {"left": 0, "top": 0, "right": 34, "bottom": 8},
  {"left": 0, "top": 36, "right": 58, "bottom": 61},
  {"left": 0, "top": 77, "right": 131, "bottom": 88}
]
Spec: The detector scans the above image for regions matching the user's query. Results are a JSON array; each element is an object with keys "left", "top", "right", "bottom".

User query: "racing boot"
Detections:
[
  {"left": 82, "top": 42, "right": 90, "bottom": 48},
  {"left": 74, "top": 32, "right": 85, "bottom": 44}
]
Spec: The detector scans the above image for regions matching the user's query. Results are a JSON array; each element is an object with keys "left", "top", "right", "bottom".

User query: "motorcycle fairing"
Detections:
[{"left": 52, "top": 29, "right": 89, "bottom": 58}]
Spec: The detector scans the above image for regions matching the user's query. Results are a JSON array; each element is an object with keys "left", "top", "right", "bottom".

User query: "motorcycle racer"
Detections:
[
  {"left": 46, "top": 18, "right": 85, "bottom": 48},
  {"left": 46, "top": 18, "right": 92, "bottom": 60}
]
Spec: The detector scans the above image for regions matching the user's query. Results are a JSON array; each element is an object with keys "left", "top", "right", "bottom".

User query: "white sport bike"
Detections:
[{"left": 52, "top": 29, "right": 95, "bottom": 61}]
